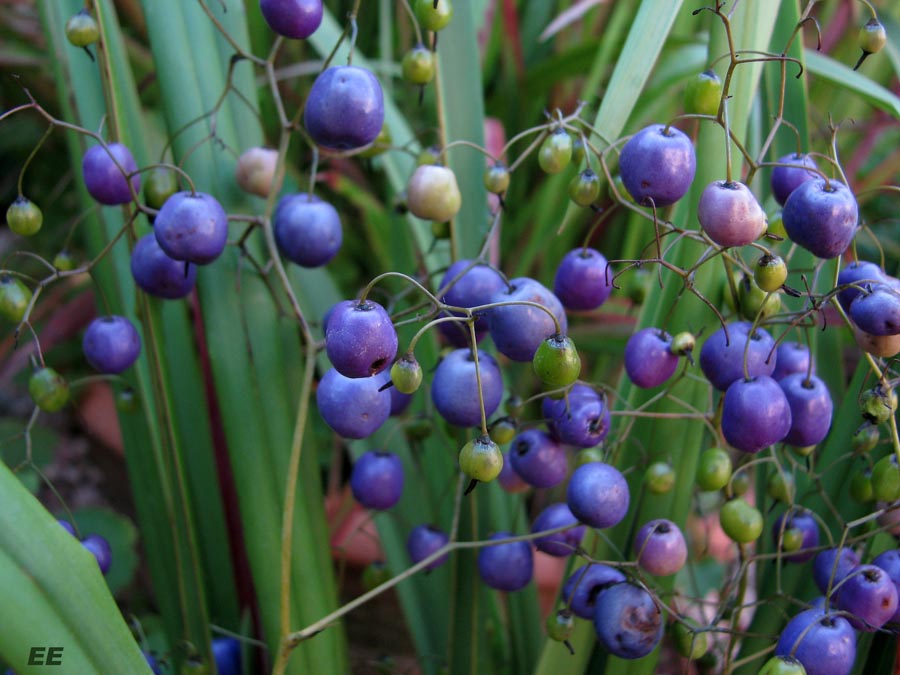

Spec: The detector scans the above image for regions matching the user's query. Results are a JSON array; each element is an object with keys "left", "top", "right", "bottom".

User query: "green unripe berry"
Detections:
[
  {"left": 458, "top": 435, "right": 503, "bottom": 483},
  {"left": 576, "top": 447, "right": 605, "bottom": 467},
  {"left": 671, "top": 619, "right": 709, "bottom": 660},
  {"left": 791, "top": 444, "right": 816, "bottom": 458},
  {"left": 359, "top": 124, "right": 392, "bottom": 159},
  {"left": 504, "top": 394, "right": 523, "bottom": 417},
  {"left": 730, "top": 470, "right": 750, "bottom": 497},
  {"left": 779, "top": 527, "right": 804, "bottom": 553},
  {"left": 623, "top": 268, "right": 651, "bottom": 305},
  {"left": 415, "top": 0, "right": 453, "bottom": 32},
  {"left": 696, "top": 447, "right": 732, "bottom": 492},
  {"left": 719, "top": 497, "right": 763, "bottom": 544},
  {"left": 28, "top": 367, "right": 69, "bottom": 412},
  {"left": 738, "top": 275, "right": 781, "bottom": 321},
  {"left": 407, "top": 164, "right": 462, "bottom": 222},
  {"left": 431, "top": 220, "right": 450, "bottom": 239},
  {"left": 852, "top": 422, "right": 880, "bottom": 454},
  {"left": 362, "top": 561, "right": 391, "bottom": 591},
  {"left": 545, "top": 609, "right": 574, "bottom": 642},
  {"left": 116, "top": 387, "right": 139, "bottom": 414},
  {"left": 401, "top": 45, "right": 435, "bottom": 85},
  {"left": 767, "top": 210, "right": 786, "bottom": 239},
  {"left": 670, "top": 331, "right": 696, "bottom": 357},
  {"left": 758, "top": 656, "right": 807, "bottom": 675},
  {"left": 684, "top": 69, "right": 722, "bottom": 117},
  {"left": 860, "top": 386, "right": 898, "bottom": 425},
  {"left": 538, "top": 129, "right": 573, "bottom": 175},
  {"left": 0, "top": 275, "right": 32, "bottom": 323},
  {"left": 6, "top": 197, "right": 43, "bottom": 236},
  {"left": 484, "top": 162, "right": 510, "bottom": 194},
  {"left": 859, "top": 18, "right": 887, "bottom": 56},
  {"left": 645, "top": 461, "right": 675, "bottom": 495},
  {"left": 533, "top": 334, "right": 581, "bottom": 388},
  {"left": 488, "top": 417, "right": 517, "bottom": 445},
  {"left": 568, "top": 169, "right": 601, "bottom": 206},
  {"left": 754, "top": 253, "right": 787, "bottom": 292},
  {"left": 766, "top": 469, "right": 795, "bottom": 503},
  {"left": 65, "top": 9, "right": 100, "bottom": 48},
  {"left": 571, "top": 137, "right": 586, "bottom": 167},
  {"left": 144, "top": 167, "right": 179, "bottom": 211},
  {"left": 850, "top": 468, "right": 874, "bottom": 504},
  {"left": 871, "top": 454, "right": 900, "bottom": 503},
  {"left": 391, "top": 354, "right": 423, "bottom": 394},
  {"left": 53, "top": 250, "right": 76, "bottom": 272}
]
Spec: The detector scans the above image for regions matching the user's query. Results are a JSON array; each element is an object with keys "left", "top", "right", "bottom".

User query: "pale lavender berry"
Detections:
[
  {"left": 509, "top": 429, "right": 568, "bottom": 489},
  {"left": 633, "top": 519, "right": 687, "bottom": 576},
  {"left": 624, "top": 328, "right": 679, "bottom": 388}
]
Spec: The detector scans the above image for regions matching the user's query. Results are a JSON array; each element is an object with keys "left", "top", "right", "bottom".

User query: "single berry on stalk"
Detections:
[
  {"left": 618, "top": 123, "right": 696, "bottom": 207},
  {"left": 153, "top": 191, "right": 229, "bottom": 265},
  {"left": 431, "top": 348, "right": 503, "bottom": 427},
  {"left": 82, "top": 315, "right": 142, "bottom": 374},
  {"left": 259, "top": 0, "right": 323, "bottom": 40},
  {"left": 6, "top": 197, "right": 43, "bottom": 236},
  {"left": 304, "top": 66, "right": 385, "bottom": 151},
  {"left": 325, "top": 299, "right": 397, "bottom": 378},
  {"left": 82, "top": 143, "right": 141, "bottom": 206},
  {"left": 130, "top": 233, "right": 197, "bottom": 300},
  {"left": 350, "top": 450, "right": 404, "bottom": 510},
  {"left": 477, "top": 531, "right": 533, "bottom": 592},
  {"left": 274, "top": 193, "right": 343, "bottom": 268}
]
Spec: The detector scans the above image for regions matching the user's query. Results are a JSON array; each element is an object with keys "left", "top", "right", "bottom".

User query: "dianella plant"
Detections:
[{"left": 2, "top": 1, "right": 900, "bottom": 674}]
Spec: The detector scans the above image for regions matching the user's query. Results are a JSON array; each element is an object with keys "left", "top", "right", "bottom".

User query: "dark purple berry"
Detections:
[
  {"left": 624, "top": 328, "right": 679, "bottom": 388},
  {"left": 509, "top": 429, "right": 568, "bottom": 489},
  {"left": 153, "top": 191, "right": 229, "bottom": 265},
  {"left": 350, "top": 450, "right": 404, "bottom": 510},
  {"left": 273, "top": 193, "right": 343, "bottom": 267},
  {"left": 593, "top": 582, "right": 664, "bottom": 659},
  {"left": 477, "top": 532, "right": 533, "bottom": 592},
  {"left": 259, "top": 0, "right": 323, "bottom": 39},
  {"left": 553, "top": 248, "right": 613, "bottom": 311},
  {"left": 561, "top": 563, "right": 626, "bottom": 618},
  {"left": 837, "top": 260, "right": 885, "bottom": 311},
  {"left": 82, "top": 142, "right": 141, "bottom": 206},
  {"left": 430, "top": 348, "right": 503, "bottom": 427},
  {"left": 771, "top": 153, "right": 819, "bottom": 206},
  {"left": 436, "top": 259, "right": 506, "bottom": 347},
  {"left": 774, "top": 609, "right": 856, "bottom": 675},
  {"left": 407, "top": 524, "right": 449, "bottom": 570},
  {"left": 543, "top": 384, "right": 611, "bottom": 448},
  {"left": 721, "top": 376, "right": 792, "bottom": 453},
  {"left": 304, "top": 66, "right": 385, "bottom": 151},
  {"left": 131, "top": 233, "right": 197, "bottom": 299},
  {"left": 83, "top": 315, "right": 142, "bottom": 374},
  {"left": 488, "top": 277, "right": 567, "bottom": 362},
  {"left": 699, "top": 321, "right": 776, "bottom": 391},
  {"left": 316, "top": 367, "right": 391, "bottom": 438},
  {"left": 834, "top": 564, "right": 898, "bottom": 631},
  {"left": 813, "top": 547, "right": 860, "bottom": 595},
  {"left": 211, "top": 637, "right": 241, "bottom": 675},
  {"left": 849, "top": 282, "right": 900, "bottom": 336},
  {"left": 618, "top": 124, "right": 696, "bottom": 207},
  {"left": 531, "top": 503, "right": 584, "bottom": 557},
  {"left": 325, "top": 299, "right": 397, "bottom": 378}
]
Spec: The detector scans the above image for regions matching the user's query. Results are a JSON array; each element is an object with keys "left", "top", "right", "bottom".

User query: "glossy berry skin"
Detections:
[
  {"left": 778, "top": 374, "right": 833, "bottom": 447},
  {"left": 83, "top": 316, "right": 142, "bottom": 374},
  {"left": 414, "top": 0, "right": 453, "bottom": 31},
  {"left": 407, "top": 524, "right": 449, "bottom": 570},
  {"left": 542, "top": 384, "right": 610, "bottom": 448},
  {"left": 212, "top": 637, "right": 241, "bottom": 675},
  {"left": 131, "top": 233, "right": 197, "bottom": 299},
  {"left": 837, "top": 260, "right": 885, "bottom": 311},
  {"left": 273, "top": 193, "right": 342, "bottom": 267},
  {"left": 304, "top": 66, "right": 385, "bottom": 151},
  {"left": 553, "top": 247, "right": 613, "bottom": 310},
  {"left": 81, "top": 534, "right": 112, "bottom": 574},
  {"left": 684, "top": 69, "right": 722, "bottom": 116},
  {"left": 633, "top": 519, "right": 687, "bottom": 576},
  {"left": 834, "top": 564, "right": 899, "bottom": 631},
  {"left": 437, "top": 259, "right": 506, "bottom": 347},
  {"left": 782, "top": 178, "right": 858, "bottom": 259},
  {"left": 699, "top": 321, "right": 776, "bottom": 391},
  {"left": 407, "top": 165, "right": 462, "bottom": 222},
  {"left": 458, "top": 435, "right": 503, "bottom": 483},
  {"left": 488, "top": 277, "right": 567, "bottom": 362},
  {"left": 813, "top": 547, "right": 860, "bottom": 595},
  {"left": 259, "top": 0, "right": 323, "bottom": 39},
  {"left": 695, "top": 447, "right": 732, "bottom": 491},
  {"left": 509, "top": 429, "right": 568, "bottom": 489},
  {"left": 532, "top": 334, "right": 581, "bottom": 388},
  {"left": 722, "top": 376, "right": 792, "bottom": 453},
  {"left": 82, "top": 143, "right": 141, "bottom": 206},
  {"left": 350, "top": 451, "right": 404, "bottom": 510},
  {"left": 719, "top": 498, "right": 763, "bottom": 543},
  {"left": 316, "top": 367, "right": 391, "bottom": 439},
  {"left": 771, "top": 153, "right": 819, "bottom": 206},
  {"left": 774, "top": 609, "right": 856, "bottom": 675},
  {"left": 531, "top": 503, "right": 584, "bottom": 557},
  {"left": 871, "top": 549, "right": 900, "bottom": 622},
  {"left": 431, "top": 349, "right": 503, "bottom": 427},
  {"left": 58, "top": 519, "right": 77, "bottom": 537},
  {"left": 850, "top": 283, "right": 900, "bottom": 336},
  {"left": 773, "top": 510, "right": 819, "bottom": 563},
  {"left": 561, "top": 563, "right": 626, "bottom": 619},
  {"left": 538, "top": 130, "right": 573, "bottom": 174},
  {"left": 624, "top": 328, "right": 679, "bottom": 388},
  {"left": 477, "top": 532, "right": 533, "bottom": 592},
  {"left": 325, "top": 300, "right": 397, "bottom": 378},
  {"left": 618, "top": 124, "right": 696, "bottom": 207},
  {"left": 154, "top": 191, "right": 229, "bottom": 265},
  {"left": 6, "top": 197, "right": 43, "bottom": 236},
  {"left": 402, "top": 45, "right": 435, "bottom": 85},
  {"left": 698, "top": 180, "right": 767, "bottom": 247},
  {"left": 0, "top": 275, "right": 31, "bottom": 323},
  {"left": 566, "top": 462, "right": 629, "bottom": 529},
  {"left": 593, "top": 582, "right": 664, "bottom": 659},
  {"left": 773, "top": 341, "right": 814, "bottom": 381},
  {"left": 65, "top": 9, "right": 100, "bottom": 47}
]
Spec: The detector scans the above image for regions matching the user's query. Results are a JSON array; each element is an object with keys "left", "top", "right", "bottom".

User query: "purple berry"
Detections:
[
  {"left": 837, "top": 260, "right": 885, "bottom": 312},
  {"left": 773, "top": 341, "right": 814, "bottom": 381},
  {"left": 509, "top": 429, "right": 568, "bottom": 489},
  {"left": 436, "top": 259, "right": 506, "bottom": 347},
  {"left": 633, "top": 519, "right": 687, "bottom": 576},
  {"left": 566, "top": 462, "right": 629, "bottom": 529},
  {"left": 813, "top": 547, "right": 860, "bottom": 595},
  {"left": 561, "top": 563, "right": 626, "bottom": 618},
  {"left": 871, "top": 549, "right": 900, "bottom": 622},
  {"left": 82, "top": 142, "right": 140, "bottom": 205},
  {"left": 834, "top": 564, "right": 899, "bottom": 631},
  {"left": 325, "top": 299, "right": 398, "bottom": 378},
  {"left": 58, "top": 519, "right": 77, "bottom": 537},
  {"left": 430, "top": 348, "right": 503, "bottom": 427},
  {"left": 782, "top": 178, "right": 858, "bottom": 259},
  {"left": 778, "top": 373, "right": 833, "bottom": 447},
  {"left": 624, "top": 328, "right": 679, "bottom": 388},
  {"left": 81, "top": 534, "right": 112, "bottom": 574},
  {"left": 350, "top": 450, "right": 404, "bottom": 510},
  {"left": 131, "top": 232, "right": 197, "bottom": 299},
  {"left": 721, "top": 376, "right": 792, "bottom": 453},
  {"left": 407, "top": 524, "right": 449, "bottom": 570},
  {"left": 316, "top": 367, "right": 391, "bottom": 439},
  {"left": 273, "top": 193, "right": 342, "bottom": 268},
  {"left": 772, "top": 510, "right": 819, "bottom": 563},
  {"left": 619, "top": 124, "right": 696, "bottom": 207},
  {"left": 477, "top": 532, "right": 533, "bottom": 592},
  {"left": 531, "top": 503, "right": 584, "bottom": 557},
  {"left": 259, "top": 0, "right": 323, "bottom": 39},
  {"left": 83, "top": 315, "right": 142, "bottom": 374},
  {"left": 774, "top": 609, "right": 856, "bottom": 675},
  {"left": 699, "top": 321, "right": 776, "bottom": 391},
  {"left": 593, "top": 582, "right": 664, "bottom": 659},
  {"left": 488, "top": 277, "right": 567, "bottom": 362},
  {"left": 697, "top": 180, "right": 767, "bottom": 247},
  {"left": 543, "top": 384, "right": 611, "bottom": 448},
  {"left": 304, "top": 66, "right": 385, "bottom": 151},
  {"left": 553, "top": 248, "right": 613, "bottom": 311},
  {"left": 771, "top": 152, "right": 819, "bottom": 206},
  {"left": 154, "top": 191, "right": 229, "bottom": 265},
  {"left": 497, "top": 451, "right": 530, "bottom": 493},
  {"left": 849, "top": 282, "right": 900, "bottom": 336},
  {"left": 211, "top": 637, "right": 241, "bottom": 675}
]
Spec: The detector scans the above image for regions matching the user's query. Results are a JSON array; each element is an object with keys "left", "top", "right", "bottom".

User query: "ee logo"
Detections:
[{"left": 28, "top": 647, "right": 64, "bottom": 666}]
